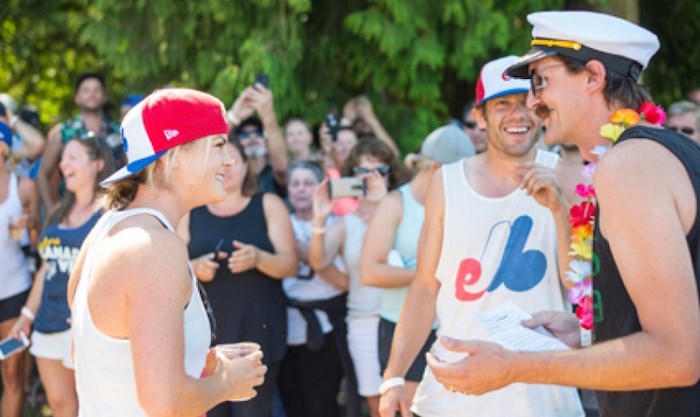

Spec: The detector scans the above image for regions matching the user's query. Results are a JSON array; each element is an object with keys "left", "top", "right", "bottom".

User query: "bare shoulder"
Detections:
[
  {"left": 597, "top": 138, "right": 690, "bottom": 194},
  {"left": 596, "top": 138, "right": 696, "bottom": 233},
  {"left": 262, "top": 192, "right": 288, "bottom": 214},
  {"left": 96, "top": 216, "right": 190, "bottom": 292},
  {"left": 373, "top": 189, "right": 403, "bottom": 224}
]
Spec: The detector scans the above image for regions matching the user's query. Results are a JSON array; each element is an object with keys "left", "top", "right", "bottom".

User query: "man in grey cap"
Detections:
[
  {"left": 377, "top": 55, "right": 582, "bottom": 417},
  {"left": 426, "top": 11, "right": 700, "bottom": 417}
]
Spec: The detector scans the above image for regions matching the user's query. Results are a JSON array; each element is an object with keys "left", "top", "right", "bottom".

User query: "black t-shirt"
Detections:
[{"left": 593, "top": 126, "right": 700, "bottom": 417}]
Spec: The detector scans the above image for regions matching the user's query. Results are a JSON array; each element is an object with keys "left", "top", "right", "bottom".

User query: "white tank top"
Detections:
[
  {"left": 72, "top": 208, "right": 211, "bottom": 417},
  {"left": 412, "top": 155, "right": 583, "bottom": 417},
  {"left": 0, "top": 172, "right": 30, "bottom": 300}
]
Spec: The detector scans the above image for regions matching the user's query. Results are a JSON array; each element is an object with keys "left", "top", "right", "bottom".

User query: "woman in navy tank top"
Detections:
[{"left": 180, "top": 137, "right": 297, "bottom": 417}]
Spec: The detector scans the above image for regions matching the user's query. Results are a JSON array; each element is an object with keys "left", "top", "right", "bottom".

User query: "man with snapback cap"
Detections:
[
  {"left": 426, "top": 11, "right": 700, "bottom": 417},
  {"left": 378, "top": 55, "right": 583, "bottom": 417}
]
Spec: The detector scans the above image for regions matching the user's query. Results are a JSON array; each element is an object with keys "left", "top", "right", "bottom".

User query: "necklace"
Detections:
[{"left": 565, "top": 101, "right": 666, "bottom": 347}]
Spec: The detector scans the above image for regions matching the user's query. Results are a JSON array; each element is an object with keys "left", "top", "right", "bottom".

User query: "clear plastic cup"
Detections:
[
  {"left": 214, "top": 342, "right": 261, "bottom": 402},
  {"left": 215, "top": 342, "right": 261, "bottom": 360},
  {"left": 8, "top": 216, "right": 25, "bottom": 241}
]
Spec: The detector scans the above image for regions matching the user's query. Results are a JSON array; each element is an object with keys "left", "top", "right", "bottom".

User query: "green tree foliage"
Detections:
[
  {"left": 640, "top": 0, "right": 700, "bottom": 105},
  {"left": 3, "top": 0, "right": 696, "bottom": 151}
]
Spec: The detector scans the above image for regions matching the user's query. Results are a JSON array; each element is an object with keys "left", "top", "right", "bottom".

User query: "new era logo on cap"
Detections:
[
  {"left": 100, "top": 88, "right": 228, "bottom": 186},
  {"left": 164, "top": 129, "right": 180, "bottom": 140},
  {"left": 476, "top": 56, "right": 531, "bottom": 105}
]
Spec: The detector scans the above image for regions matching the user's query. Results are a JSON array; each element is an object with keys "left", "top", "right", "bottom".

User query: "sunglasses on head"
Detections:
[
  {"left": 237, "top": 130, "right": 262, "bottom": 140},
  {"left": 667, "top": 126, "right": 696, "bottom": 136},
  {"left": 353, "top": 165, "right": 390, "bottom": 176}
]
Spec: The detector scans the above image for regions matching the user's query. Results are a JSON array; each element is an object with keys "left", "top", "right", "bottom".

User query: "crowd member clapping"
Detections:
[
  {"left": 309, "top": 138, "right": 402, "bottom": 417},
  {"left": 13, "top": 136, "right": 112, "bottom": 417},
  {"left": 180, "top": 136, "right": 297, "bottom": 417}
]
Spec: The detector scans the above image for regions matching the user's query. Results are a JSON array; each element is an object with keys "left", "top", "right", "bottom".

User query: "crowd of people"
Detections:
[{"left": 0, "top": 9, "right": 699, "bottom": 417}]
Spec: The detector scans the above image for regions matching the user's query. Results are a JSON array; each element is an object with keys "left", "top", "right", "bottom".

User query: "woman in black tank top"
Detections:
[{"left": 179, "top": 137, "right": 297, "bottom": 417}]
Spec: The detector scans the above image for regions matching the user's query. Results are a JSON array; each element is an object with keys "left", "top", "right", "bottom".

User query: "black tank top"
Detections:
[
  {"left": 187, "top": 193, "right": 287, "bottom": 363},
  {"left": 593, "top": 126, "right": 700, "bottom": 417}
]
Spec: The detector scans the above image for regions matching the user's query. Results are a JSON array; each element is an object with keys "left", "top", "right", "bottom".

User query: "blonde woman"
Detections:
[{"left": 67, "top": 89, "right": 267, "bottom": 417}]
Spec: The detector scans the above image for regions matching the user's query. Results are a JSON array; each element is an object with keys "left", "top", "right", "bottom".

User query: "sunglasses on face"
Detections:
[
  {"left": 237, "top": 130, "right": 262, "bottom": 140},
  {"left": 529, "top": 64, "right": 566, "bottom": 96},
  {"left": 353, "top": 165, "right": 390, "bottom": 176},
  {"left": 667, "top": 126, "right": 696, "bottom": 136},
  {"left": 463, "top": 120, "right": 477, "bottom": 129}
]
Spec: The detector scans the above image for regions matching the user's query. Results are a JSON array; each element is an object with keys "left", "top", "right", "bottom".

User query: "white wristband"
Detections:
[
  {"left": 378, "top": 377, "right": 405, "bottom": 395},
  {"left": 311, "top": 226, "right": 326, "bottom": 235},
  {"left": 20, "top": 306, "right": 35, "bottom": 322}
]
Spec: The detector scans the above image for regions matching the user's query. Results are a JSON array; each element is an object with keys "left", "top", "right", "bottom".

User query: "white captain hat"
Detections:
[{"left": 506, "top": 11, "right": 660, "bottom": 81}]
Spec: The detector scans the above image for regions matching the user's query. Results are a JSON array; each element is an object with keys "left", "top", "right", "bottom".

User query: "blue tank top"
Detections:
[
  {"left": 379, "top": 184, "right": 424, "bottom": 322},
  {"left": 35, "top": 211, "right": 101, "bottom": 333}
]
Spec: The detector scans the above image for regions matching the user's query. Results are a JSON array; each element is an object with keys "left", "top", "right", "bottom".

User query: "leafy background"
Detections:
[{"left": 1, "top": 0, "right": 698, "bottom": 153}]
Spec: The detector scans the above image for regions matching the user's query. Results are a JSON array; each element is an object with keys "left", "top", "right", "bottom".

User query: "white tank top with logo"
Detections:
[{"left": 412, "top": 153, "right": 583, "bottom": 417}]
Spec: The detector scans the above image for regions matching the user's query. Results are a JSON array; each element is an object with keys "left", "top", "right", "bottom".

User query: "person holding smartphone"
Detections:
[
  {"left": 0, "top": 119, "right": 40, "bottom": 417},
  {"left": 179, "top": 135, "right": 297, "bottom": 417},
  {"left": 309, "top": 138, "right": 403, "bottom": 417}
]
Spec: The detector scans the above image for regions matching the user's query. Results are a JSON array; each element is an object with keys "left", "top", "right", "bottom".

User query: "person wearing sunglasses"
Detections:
[
  {"left": 378, "top": 56, "right": 583, "bottom": 417},
  {"left": 226, "top": 84, "right": 289, "bottom": 199},
  {"left": 427, "top": 11, "right": 700, "bottom": 417},
  {"left": 460, "top": 100, "right": 488, "bottom": 153},
  {"left": 67, "top": 89, "right": 267, "bottom": 417},
  {"left": 309, "top": 138, "right": 403, "bottom": 417},
  {"left": 666, "top": 100, "right": 700, "bottom": 142}
]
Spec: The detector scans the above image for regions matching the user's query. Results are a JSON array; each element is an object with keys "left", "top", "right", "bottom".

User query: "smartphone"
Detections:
[
  {"left": 325, "top": 113, "right": 340, "bottom": 141},
  {"left": 211, "top": 238, "right": 225, "bottom": 259},
  {"left": 0, "top": 332, "right": 29, "bottom": 360},
  {"left": 253, "top": 72, "right": 269, "bottom": 89},
  {"left": 328, "top": 177, "right": 366, "bottom": 199}
]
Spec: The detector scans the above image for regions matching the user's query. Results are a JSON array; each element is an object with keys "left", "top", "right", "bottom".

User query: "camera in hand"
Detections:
[
  {"left": 328, "top": 177, "right": 366, "bottom": 199},
  {"left": 326, "top": 113, "right": 340, "bottom": 141}
]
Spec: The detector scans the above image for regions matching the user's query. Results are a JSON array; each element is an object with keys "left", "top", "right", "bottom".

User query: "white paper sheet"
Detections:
[{"left": 473, "top": 301, "right": 570, "bottom": 352}]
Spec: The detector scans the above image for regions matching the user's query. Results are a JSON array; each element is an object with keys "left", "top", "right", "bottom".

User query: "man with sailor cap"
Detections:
[{"left": 424, "top": 10, "right": 700, "bottom": 417}]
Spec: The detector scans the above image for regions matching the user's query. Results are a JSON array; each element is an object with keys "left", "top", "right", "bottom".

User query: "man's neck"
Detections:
[{"left": 80, "top": 109, "right": 104, "bottom": 133}]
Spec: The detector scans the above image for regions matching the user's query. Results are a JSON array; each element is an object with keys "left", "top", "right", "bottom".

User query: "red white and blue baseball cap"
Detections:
[
  {"left": 475, "top": 56, "right": 531, "bottom": 106},
  {"left": 101, "top": 88, "right": 228, "bottom": 186}
]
